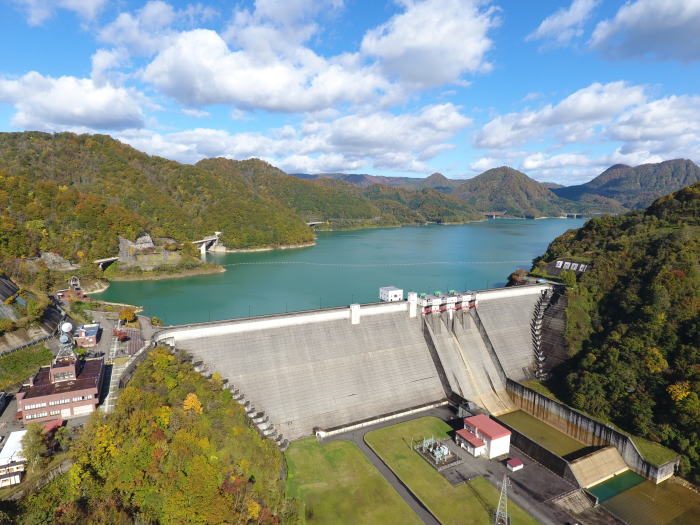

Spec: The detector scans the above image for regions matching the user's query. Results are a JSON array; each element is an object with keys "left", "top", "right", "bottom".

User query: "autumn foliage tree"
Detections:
[
  {"left": 16, "top": 346, "right": 300, "bottom": 524},
  {"left": 118, "top": 306, "right": 136, "bottom": 323}
]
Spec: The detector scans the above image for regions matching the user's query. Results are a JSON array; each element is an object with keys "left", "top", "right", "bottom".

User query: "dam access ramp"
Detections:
[{"left": 156, "top": 303, "right": 446, "bottom": 441}]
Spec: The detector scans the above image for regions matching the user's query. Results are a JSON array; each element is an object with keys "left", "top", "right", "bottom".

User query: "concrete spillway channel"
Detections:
[{"left": 423, "top": 312, "right": 514, "bottom": 415}]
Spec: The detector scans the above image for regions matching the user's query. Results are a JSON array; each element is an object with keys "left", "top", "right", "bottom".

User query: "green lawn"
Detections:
[
  {"left": 0, "top": 344, "right": 52, "bottom": 390},
  {"left": 498, "top": 410, "right": 585, "bottom": 457},
  {"left": 285, "top": 438, "right": 422, "bottom": 525},
  {"left": 364, "top": 417, "right": 538, "bottom": 525}
]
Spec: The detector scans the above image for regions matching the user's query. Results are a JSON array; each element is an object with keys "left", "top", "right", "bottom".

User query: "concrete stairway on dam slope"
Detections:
[
  {"left": 424, "top": 312, "right": 514, "bottom": 415},
  {"left": 569, "top": 446, "right": 629, "bottom": 489}
]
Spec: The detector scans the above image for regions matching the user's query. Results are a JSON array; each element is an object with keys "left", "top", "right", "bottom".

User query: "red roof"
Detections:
[
  {"left": 507, "top": 458, "right": 523, "bottom": 468},
  {"left": 42, "top": 419, "right": 64, "bottom": 435},
  {"left": 464, "top": 414, "right": 511, "bottom": 440},
  {"left": 456, "top": 428, "right": 485, "bottom": 448}
]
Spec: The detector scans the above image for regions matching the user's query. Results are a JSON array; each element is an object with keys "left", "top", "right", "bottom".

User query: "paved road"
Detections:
[{"left": 323, "top": 407, "right": 453, "bottom": 525}]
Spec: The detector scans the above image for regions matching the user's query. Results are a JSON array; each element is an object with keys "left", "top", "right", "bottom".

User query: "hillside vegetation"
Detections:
[
  {"left": 10, "top": 346, "right": 299, "bottom": 524},
  {"left": 299, "top": 159, "right": 700, "bottom": 218},
  {"left": 0, "top": 132, "right": 313, "bottom": 258},
  {"left": 0, "top": 132, "right": 487, "bottom": 266},
  {"left": 534, "top": 183, "right": 700, "bottom": 480},
  {"left": 453, "top": 166, "right": 572, "bottom": 217}
]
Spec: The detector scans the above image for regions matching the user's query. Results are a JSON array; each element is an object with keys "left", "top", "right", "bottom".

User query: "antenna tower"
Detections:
[
  {"left": 494, "top": 474, "right": 510, "bottom": 525},
  {"left": 56, "top": 320, "right": 76, "bottom": 361}
]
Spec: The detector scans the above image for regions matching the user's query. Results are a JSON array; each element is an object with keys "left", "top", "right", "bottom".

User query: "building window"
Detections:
[
  {"left": 24, "top": 402, "right": 47, "bottom": 410},
  {"left": 25, "top": 412, "right": 48, "bottom": 420},
  {"left": 50, "top": 410, "right": 61, "bottom": 416}
]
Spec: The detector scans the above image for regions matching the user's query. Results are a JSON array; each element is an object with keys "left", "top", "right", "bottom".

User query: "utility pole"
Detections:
[{"left": 494, "top": 474, "right": 510, "bottom": 525}]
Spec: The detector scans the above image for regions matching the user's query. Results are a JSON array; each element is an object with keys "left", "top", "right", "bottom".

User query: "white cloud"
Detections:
[
  {"left": 361, "top": 0, "right": 499, "bottom": 88},
  {"left": 590, "top": 0, "right": 700, "bottom": 61},
  {"left": 118, "top": 103, "right": 470, "bottom": 172},
  {"left": 608, "top": 95, "right": 700, "bottom": 157},
  {"left": 475, "top": 81, "right": 646, "bottom": 149},
  {"left": 526, "top": 0, "right": 599, "bottom": 45},
  {"left": 142, "top": 29, "right": 391, "bottom": 112},
  {"left": 91, "top": 48, "right": 129, "bottom": 85},
  {"left": 13, "top": 0, "right": 106, "bottom": 26},
  {"left": 99, "top": 1, "right": 177, "bottom": 56},
  {"left": 472, "top": 81, "right": 700, "bottom": 182},
  {"left": 0, "top": 72, "right": 145, "bottom": 131}
]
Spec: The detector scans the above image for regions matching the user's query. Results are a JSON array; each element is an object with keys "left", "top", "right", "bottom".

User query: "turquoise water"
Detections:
[
  {"left": 92, "top": 219, "right": 585, "bottom": 325},
  {"left": 589, "top": 471, "right": 645, "bottom": 503}
]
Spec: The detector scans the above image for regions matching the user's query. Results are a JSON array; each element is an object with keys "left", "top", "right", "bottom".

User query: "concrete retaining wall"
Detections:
[{"left": 507, "top": 380, "right": 679, "bottom": 483}]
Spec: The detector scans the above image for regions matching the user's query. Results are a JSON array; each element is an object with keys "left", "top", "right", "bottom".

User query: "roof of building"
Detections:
[
  {"left": 456, "top": 428, "right": 485, "bottom": 448},
  {"left": 464, "top": 414, "right": 511, "bottom": 440},
  {"left": 0, "top": 430, "right": 27, "bottom": 466},
  {"left": 42, "top": 419, "right": 64, "bottom": 434},
  {"left": 380, "top": 286, "right": 401, "bottom": 292},
  {"left": 77, "top": 324, "right": 99, "bottom": 337},
  {"left": 507, "top": 458, "right": 523, "bottom": 468},
  {"left": 19, "top": 358, "right": 104, "bottom": 400}
]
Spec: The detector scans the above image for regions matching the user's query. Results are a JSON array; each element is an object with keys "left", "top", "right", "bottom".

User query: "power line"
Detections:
[{"left": 221, "top": 260, "right": 531, "bottom": 268}]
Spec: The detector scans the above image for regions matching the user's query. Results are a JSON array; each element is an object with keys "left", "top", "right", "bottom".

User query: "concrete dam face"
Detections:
[{"left": 155, "top": 284, "right": 553, "bottom": 443}]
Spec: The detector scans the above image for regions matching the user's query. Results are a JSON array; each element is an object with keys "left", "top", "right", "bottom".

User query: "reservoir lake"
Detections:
[{"left": 92, "top": 218, "right": 585, "bottom": 325}]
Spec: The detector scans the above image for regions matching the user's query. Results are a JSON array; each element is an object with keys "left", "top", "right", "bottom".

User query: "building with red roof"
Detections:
[
  {"left": 15, "top": 356, "right": 104, "bottom": 424},
  {"left": 461, "top": 414, "right": 511, "bottom": 459},
  {"left": 455, "top": 428, "right": 486, "bottom": 457}
]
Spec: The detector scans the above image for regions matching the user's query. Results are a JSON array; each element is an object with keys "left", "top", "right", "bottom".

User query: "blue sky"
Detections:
[{"left": 1, "top": 0, "right": 699, "bottom": 184}]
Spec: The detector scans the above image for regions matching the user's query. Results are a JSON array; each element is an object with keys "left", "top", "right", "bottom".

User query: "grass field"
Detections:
[
  {"left": 365, "top": 417, "right": 538, "bottom": 525},
  {"left": 0, "top": 344, "right": 52, "bottom": 390},
  {"left": 498, "top": 410, "right": 586, "bottom": 457},
  {"left": 285, "top": 438, "right": 422, "bottom": 525}
]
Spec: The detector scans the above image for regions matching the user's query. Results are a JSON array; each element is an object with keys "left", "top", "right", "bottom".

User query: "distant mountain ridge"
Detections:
[
  {"left": 295, "top": 158, "right": 700, "bottom": 217},
  {"left": 551, "top": 159, "right": 700, "bottom": 209}
]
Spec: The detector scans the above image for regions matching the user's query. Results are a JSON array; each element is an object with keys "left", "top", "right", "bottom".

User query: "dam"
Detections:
[{"left": 154, "top": 284, "right": 550, "bottom": 443}]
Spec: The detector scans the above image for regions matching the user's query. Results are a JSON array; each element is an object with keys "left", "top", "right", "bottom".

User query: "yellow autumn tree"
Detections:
[
  {"left": 183, "top": 393, "right": 203, "bottom": 414},
  {"left": 667, "top": 381, "right": 691, "bottom": 403},
  {"left": 643, "top": 347, "right": 668, "bottom": 373},
  {"left": 247, "top": 499, "right": 261, "bottom": 521}
]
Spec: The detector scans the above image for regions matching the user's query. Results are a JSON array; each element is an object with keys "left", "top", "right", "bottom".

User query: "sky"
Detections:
[{"left": 1, "top": 0, "right": 699, "bottom": 184}]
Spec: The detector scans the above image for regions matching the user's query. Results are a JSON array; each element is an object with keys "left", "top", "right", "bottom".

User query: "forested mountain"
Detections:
[
  {"left": 534, "top": 183, "right": 700, "bottom": 480},
  {"left": 452, "top": 166, "right": 570, "bottom": 217},
  {"left": 197, "top": 158, "right": 382, "bottom": 223},
  {"left": 0, "top": 132, "right": 483, "bottom": 263},
  {"left": 290, "top": 171, "right": 463, "bottom": 193},
  {"left": 198, "top": 158, "right": 481, "bottom": 227},
  {"left": 0, "top": 132, "right": 313, "bottom": 259},
  {"left": 552, "top": 159, "right": 700, "bottom": 209},
  {"left": 362, "top": 184, "right": 481, "bottom": 223},
  {"left": 298, "top": 160, "right": 700, "bottom": 216}
]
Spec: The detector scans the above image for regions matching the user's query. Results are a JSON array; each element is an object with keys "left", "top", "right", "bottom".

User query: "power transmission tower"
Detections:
[{"left": 494, "top": 474, "right": 510, "bottom": 525}]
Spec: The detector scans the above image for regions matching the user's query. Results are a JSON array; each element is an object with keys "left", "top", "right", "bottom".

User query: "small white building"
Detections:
[
  {"left": 0, "top": 430, "right": 27, "bottom": 487},
  {"left": 379, "top": 286, "right": 403, "bottom": 302},
  {"left": 461, "top": 414, "right": 511, "bottom": 459}
]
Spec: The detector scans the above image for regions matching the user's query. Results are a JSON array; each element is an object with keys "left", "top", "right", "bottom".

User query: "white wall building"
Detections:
[
  {"left": 462, "top": 414, "right": 511, "bottom": 459},
  {"left": 0, "top": 430, "right": 27, "bottom": 487},
  {"left": 379, "top": 286, "right": 403, "bottom": 302}
]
